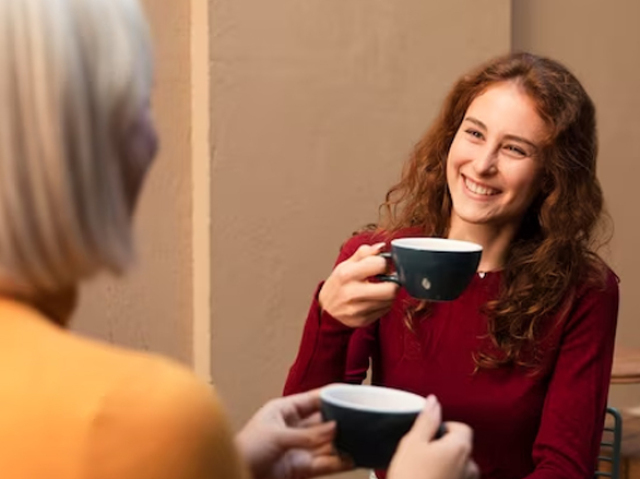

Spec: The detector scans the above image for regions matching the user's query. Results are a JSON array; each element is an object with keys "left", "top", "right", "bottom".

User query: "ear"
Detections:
[{"left": 120, "top": 103, "right": 159, "bottom": 214}]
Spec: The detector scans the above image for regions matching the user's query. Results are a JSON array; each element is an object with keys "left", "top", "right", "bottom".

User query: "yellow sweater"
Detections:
[{"left": 0, "top": 298, "right": 249, "bottom": 479}]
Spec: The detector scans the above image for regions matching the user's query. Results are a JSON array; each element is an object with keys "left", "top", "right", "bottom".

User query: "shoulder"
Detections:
[
  {"left": 575, "top": 262, "right": 619, "bottom": 305},
  {"left": 82, "top": 355, "right": 248, "bottom": 479},
  {"left": 563, "top": 262, "right": 619, "bottom": 332}
]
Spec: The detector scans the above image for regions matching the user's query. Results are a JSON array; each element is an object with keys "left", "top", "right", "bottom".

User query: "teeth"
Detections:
[{"left": 465, "top": 177, "right": 498, "bottom": 196}]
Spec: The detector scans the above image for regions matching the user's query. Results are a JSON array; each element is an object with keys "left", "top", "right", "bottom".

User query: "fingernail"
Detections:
[
  {"left": 372, "top": 242, "right": 386, "bottom": 250},
  {"left": 425, "top": 395, "right": 436, "bottom": 408}
]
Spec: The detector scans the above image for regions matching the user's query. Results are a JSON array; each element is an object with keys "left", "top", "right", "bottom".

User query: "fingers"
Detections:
[
  {"left": 465, "top": 460, "right": 480, "bottom": 479},
  {"left": 323, "top": 287, "right": 396, "bottom": 328},
  {"left": 433, "top": 421, "right": 474, "bottom": 476},
  {"left": 276, "top": 420, "right": 337, "bottom": 450},
  {"left": 352, "top": 280, "right": 399, "bottom": 301},
  {"left": 321, "top": 242, "right": 399, "bottom": 328},
  {"left": 349, "top": 243, "right": 386, "bottom": 262},
  {"left": 336, "top": 285, "right": 396, "bottom": 318},
  {"left": 276, "top": 389, "right": 322, "bottom": 420},
  {"left": 304, "top": 453, "right": 354, "bottom": 477},
  {"left": 353, "top": 254, "right": 390, "bottom": 279},
  {"left": 298, "top": 411, "right": 323, "bottom": 428},
  {"left": 408, "top": 395, "right": 442, "bottom": 441},
  {"left": 439, "top": 421, "right": 474, "bottom": 449},
  {"left": 335, "top": 255, "right": 388, "bottom": 284},
  {"left": 337, "top": 242, "right": 391, "bottom": 282},
  {"left": 296, "top": 440, "right": 355, "bottom": 477}
]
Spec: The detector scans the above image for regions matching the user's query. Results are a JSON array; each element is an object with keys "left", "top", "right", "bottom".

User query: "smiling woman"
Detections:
[{"left": 284, "top": 52, "right": 619, "bottom": 479}]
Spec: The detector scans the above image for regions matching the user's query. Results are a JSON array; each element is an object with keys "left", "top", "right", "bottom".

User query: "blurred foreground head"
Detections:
[{"left": 0, "top": 0, "right": 155, "bottom": 294}]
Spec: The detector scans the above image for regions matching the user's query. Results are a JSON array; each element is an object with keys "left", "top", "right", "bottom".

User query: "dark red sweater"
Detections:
[{"left": 284, "top": 232, "right": 619, "bottom": 479}]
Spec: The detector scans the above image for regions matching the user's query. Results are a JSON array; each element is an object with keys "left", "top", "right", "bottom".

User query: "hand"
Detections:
[
  {"left": 235, "top": 389, "right": 353, "bottom": 479},
  {"left": 388, "top": 396, "right": 479, "bottom": 479},
  {"left": 319, "top": 243, "right": 399, "bottom": 328}
]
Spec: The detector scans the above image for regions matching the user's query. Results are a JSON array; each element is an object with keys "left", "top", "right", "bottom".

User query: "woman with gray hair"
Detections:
[{"left": 0, "top": 0, "right": 476, "bottom": 478}]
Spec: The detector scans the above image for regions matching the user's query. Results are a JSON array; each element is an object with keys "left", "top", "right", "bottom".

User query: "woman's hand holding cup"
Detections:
[
  {"left": 318, "top": 243, "right": 399, "bottom": 328},
  {"left": 388, "top": 397, "right": 479, "bottom": 479}
]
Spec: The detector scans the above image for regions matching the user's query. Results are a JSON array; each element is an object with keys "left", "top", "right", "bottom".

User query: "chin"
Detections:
[
  {"left": 452, "top": 203, "right": 493, "bottom": 224},
  {"left": 459, "top": 216, "right": 494, "bottom": 226}
]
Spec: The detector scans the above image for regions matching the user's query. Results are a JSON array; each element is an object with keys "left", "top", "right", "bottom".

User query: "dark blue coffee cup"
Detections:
[
  {"left": 320, "top": 384, "right": 442, "bottom": 469},
  {"left": 378, "top": 237, "right": 482, "bottom": 301}
]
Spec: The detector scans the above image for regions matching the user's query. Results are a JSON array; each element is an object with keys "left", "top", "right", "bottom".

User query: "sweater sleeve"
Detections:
[
  {"left": 83, "top": 358, "right": 250, "bottom": 479},
  {"left": 525, "top": 270, "right": 619, "bottom": 479},
  {"left": 345, "top": 321, "right": 379, "bottom": 384},
  {"left": 283, "top": 233, "right": 381, "bottom": 395}
]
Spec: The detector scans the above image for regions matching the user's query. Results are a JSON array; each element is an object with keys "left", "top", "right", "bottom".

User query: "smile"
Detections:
[{"left": 463, "top": 176, "right": 500, "bottom": 196}]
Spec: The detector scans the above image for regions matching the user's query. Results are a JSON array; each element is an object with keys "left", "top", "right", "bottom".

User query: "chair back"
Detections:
[{"left": 596, "top": 406, "right": 622, "bottom": 479}]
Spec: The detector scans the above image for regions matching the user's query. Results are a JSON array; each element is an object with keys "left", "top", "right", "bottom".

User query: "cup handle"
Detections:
[
  {"left": 375, "top": 251, "right": 400, "bottom": 284},
  {"left": 435, "top": 423, "right": 447, "bottom": 439}
]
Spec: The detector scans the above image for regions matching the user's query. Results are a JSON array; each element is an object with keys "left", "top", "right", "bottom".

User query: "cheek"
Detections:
[
  {"left": 447, "top": 133, "right": 477, "bottom": 167},
  {"left": 508, "top": 166, "right": 542, "bottom": 203},
  {"left": 445, "top": 152, "right": 457, "bottom": 188},
  {"left": 446, "top": 137, "right": 464, "bottom": 174}
]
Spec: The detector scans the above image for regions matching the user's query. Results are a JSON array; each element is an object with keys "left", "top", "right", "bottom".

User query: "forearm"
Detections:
[{"left": 283, "top": 293, "right": 355, "bottom": 394}]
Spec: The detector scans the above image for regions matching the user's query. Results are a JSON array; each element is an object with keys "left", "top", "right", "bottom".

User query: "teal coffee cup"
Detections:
[
  {"left": 378, "top": 237, "right": 482, "bottom": 301},
  {"left": 320, "top": 384, "right": 445, "bottom": 469}
]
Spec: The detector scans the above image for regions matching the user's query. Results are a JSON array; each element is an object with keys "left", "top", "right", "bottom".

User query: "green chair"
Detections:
[{"left": 596, "top": 406, "right": 622, "bottom": 479}]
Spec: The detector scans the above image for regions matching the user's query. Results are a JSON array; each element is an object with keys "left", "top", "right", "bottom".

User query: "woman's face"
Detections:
[
  {"left": 122, "top": 99, "right": 159, "bottom": 214},
  {"left": 446, "top": 81, "right": 547, "bottom": 230}
]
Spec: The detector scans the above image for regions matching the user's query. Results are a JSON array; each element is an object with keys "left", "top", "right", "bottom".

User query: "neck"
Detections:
[
  {"left": 0, "top": 281, "right": 78, "bottom": 327},
  {"left": 447, "top": 216, "right": 519, "bottom": 272},
  {"left": 30, "top": 288, "right": 78, "bottom": 326}
]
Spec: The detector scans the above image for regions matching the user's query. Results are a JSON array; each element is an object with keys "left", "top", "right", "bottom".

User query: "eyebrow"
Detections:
[{"left": 464, "top": 116, "right": 539, "bottom": 150}]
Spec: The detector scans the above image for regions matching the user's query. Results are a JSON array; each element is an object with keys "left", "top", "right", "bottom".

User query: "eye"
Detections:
[
  {"left": 504, "top": 144, "right": 528, "bottom": 157},
  {"left": 465, "top": 129, "right": 484, "bottom": 140}
]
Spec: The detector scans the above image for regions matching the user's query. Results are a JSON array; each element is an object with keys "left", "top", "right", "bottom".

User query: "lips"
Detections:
[{"left": 463, "top": 175, "right": 500, "bottom": 196}]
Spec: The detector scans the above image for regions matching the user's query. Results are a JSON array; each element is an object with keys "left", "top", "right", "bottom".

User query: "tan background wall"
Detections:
[
  {"left": 73, "top": 0, "right": 194, "bottom": 364},
  {"left": 512, "top": 0, "right": 640, "bottom": 408},
  {"left": 208, "top": 5, "right": 509, "bottom": 478},
  {"left": 209, "top": 0, "right": 511, "bottom": 445}
]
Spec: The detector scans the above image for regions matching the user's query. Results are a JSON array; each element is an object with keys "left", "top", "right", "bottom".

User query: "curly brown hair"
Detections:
[{"left": 377, "top": 52, "right": 611, "bottom": 369}]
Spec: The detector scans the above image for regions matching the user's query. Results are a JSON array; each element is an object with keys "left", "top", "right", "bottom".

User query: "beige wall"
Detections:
[
  {"left": 208, "top": 4, "right": 509, "bottom": 478},
  {"left": 209, "top": 0, "right": 511, "bottom": 429},
  {"left": 73, "top": 0, "right": 194, "bottom": 364},
  {"left": 512, "top": 0, "right": 640, "bottom": 408}
]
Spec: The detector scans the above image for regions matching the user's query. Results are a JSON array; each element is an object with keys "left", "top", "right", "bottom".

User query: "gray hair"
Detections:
[{"left": 0, "top": 0, "right": 153, "bottom": 292}]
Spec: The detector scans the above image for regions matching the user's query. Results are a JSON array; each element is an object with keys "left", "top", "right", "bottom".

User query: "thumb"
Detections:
[
  {"left": 349, "top": 243, "right": 386, "bottom": 263},
  {"left": 408, "top": 395, "right": 442, "bottom": 441}
]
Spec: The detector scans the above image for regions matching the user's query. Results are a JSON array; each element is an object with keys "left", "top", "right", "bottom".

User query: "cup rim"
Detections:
[
  {"left": 320, "top": 384, "right": 426, "bottom": 414},
  {"left": 391, "top": 237, "right": 482, "bottom": 252}
]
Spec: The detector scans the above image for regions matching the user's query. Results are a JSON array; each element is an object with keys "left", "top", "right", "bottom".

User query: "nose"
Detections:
[{"left": 472, "top": 146, "right": 498, "bottom": 176}]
